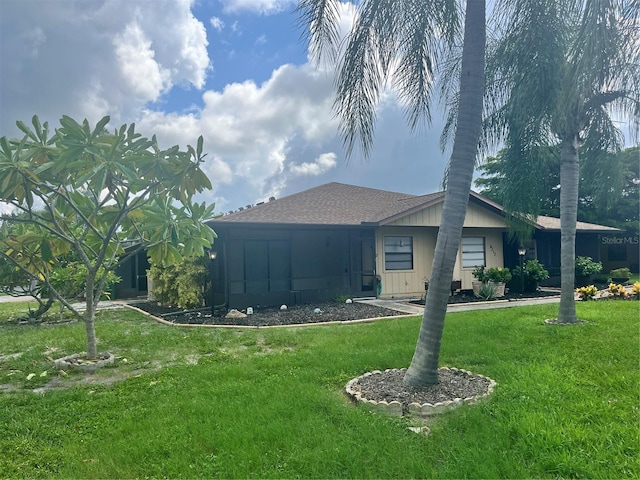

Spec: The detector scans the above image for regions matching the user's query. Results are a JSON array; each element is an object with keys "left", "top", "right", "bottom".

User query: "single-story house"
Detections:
[{"left": 207, "top": 182, "right": 621, "bottom": 309}]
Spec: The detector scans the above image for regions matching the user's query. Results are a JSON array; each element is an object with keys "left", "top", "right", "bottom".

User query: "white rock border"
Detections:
[
  {"left": 54, "top": 353, "right": 115, "bottom": 372},
  {"left": 345, "top": 367, "right": 497, "bottom": 418}
]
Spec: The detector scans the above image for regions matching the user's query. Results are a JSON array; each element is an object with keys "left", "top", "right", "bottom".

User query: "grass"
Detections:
[{"left": 0, "top": 301, "right": 638, "bottom": 478}]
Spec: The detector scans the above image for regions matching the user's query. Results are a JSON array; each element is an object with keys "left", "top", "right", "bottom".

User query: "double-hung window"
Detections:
[{"left": 384, "top": 236, "right": 413, "bottom": 270}]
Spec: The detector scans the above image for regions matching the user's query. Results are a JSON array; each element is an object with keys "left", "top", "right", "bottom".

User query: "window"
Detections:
[
  {"left": 462, "top": 236, "right": 485, "bottom": 268},
  {"left": 385, "top": 236, "right": 413, "bottom": 270}
]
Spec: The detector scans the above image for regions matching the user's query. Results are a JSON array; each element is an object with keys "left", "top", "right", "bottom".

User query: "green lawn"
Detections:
[{"left": 0, "top": 301, "right": 638, "bottom": 478}]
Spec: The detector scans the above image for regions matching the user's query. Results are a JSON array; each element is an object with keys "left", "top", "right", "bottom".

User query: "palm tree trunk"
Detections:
[
  {"left": 556, "top": 136, "right": 580, "bottom": 323},
  {"left": 404, "top": 0, "right": 486, "bottom": 387}
]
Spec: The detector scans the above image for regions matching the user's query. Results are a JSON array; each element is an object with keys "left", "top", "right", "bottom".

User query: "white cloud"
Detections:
[
  {"left": 138, "top": 61, "right": 339, "bottom": 205},
  {"left": 206, "top": 156, "right": 235, "bottom": 186},
  {"left": 0, "top": 0, "right": 451, "bottom": 215},
  {"left": 220, "top": 0, "right": 297, "bottom": 15},
  {"left": 289, "top": 152, "right": 337, "bottom": 176},
  {"left": 114, "top": 21, "right": 171, "bottom": 102},
  {"left": 210, "top": 16, "right": 225, "bottom": 32},
  {"left": 0, "top": 0, "right": 210, "bottom": 135}
]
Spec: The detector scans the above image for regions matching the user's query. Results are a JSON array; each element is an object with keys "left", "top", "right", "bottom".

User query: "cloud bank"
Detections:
[{"left": 1, "top": 0, "right": 448, "bottom": 214}]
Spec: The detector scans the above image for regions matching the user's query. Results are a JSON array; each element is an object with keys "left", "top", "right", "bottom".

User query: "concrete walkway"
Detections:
[
  {"left": 3, "top": 284, "right": 635, "bottom": 316},
  {"left": 358, "top": 284, "right": 636, "bottom": 315},
  {"left": 0, "top": 295, "right": 125, "bottom": 312},
  {"left": 357, "top": 294, "right": 564, "bottom": 315}
]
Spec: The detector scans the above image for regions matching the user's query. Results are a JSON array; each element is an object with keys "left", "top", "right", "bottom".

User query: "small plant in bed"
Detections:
[
  {"left": 609, "top": 267, "right": 631, "bottom": 284},
  {"left": 477, "top": 282, "right": 497, "bottom": 300},
  {"left": 485, "top": 267, "right": 512, "bottom": 284}
]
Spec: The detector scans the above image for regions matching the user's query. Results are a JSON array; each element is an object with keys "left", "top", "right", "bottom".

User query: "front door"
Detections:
[{"left": 349, "top": 234, "right": 375, "bottom": 294}]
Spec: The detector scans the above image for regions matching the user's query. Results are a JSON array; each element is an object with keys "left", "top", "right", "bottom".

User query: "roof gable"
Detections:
[
  {"left": 215, "top": 182, "right": 431, "bottom": 226},
  {"left": 212, "top": 182, "right": 621, "bottom": 233}
]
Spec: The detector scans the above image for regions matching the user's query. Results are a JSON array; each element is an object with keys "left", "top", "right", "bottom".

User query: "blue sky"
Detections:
[
  {"left": 0, "top": 0, "right": 450, "bottom": 214},
  {"left": 1, "top": 0, "right": 635, "bottom": 215}
]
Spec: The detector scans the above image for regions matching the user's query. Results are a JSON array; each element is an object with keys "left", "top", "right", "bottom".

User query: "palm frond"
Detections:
[
  {"left": 299, "top": 0, "right": 461, "bottom": 160},
  {"left": 296, "top": 0, "right": 342, "bottom": 65}
]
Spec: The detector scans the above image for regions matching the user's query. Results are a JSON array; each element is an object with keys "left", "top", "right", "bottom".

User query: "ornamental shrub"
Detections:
[
  {"left": 575, "top": 256, "right": 602, "bottom": 276},
  {"left": 576, "top": 285, "right": 598, "bottom": 300},
  {"left": 631, "top": 282, "right": 640, "bottom": 299},
  {"left": 472, "top": 265, "right": 488, "bottom": 282},
  {"left": 610, "top": 268, "right": 631, "bottom": 281},
  {"left": 148, "top": 256, "right": 209, "bottom": 309},
  {"left": 477, "top": 282, "right": 497, "bottom": 300},
  {"left": 607, "top": 283, "right": 627, "bottom": 299},
  {"left": 509, "top": 259, "right": 549, "bottom": 293},
  {"left": 486, "top": 267, "right": 512, "bottom": 284}
]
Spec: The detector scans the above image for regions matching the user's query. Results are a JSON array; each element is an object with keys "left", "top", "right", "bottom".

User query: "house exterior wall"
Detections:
[
  {"left": 375, "top": 226, "right": 437, "bottom": 298},
  {"left": 599, "top": 233, "right": 639, "bottom": 273},
  {"left": 458, "top": 228, "right": 505, "bottom": 288},
  {"left": 375, "top": 225, "right": 505, "bottom": 299}
]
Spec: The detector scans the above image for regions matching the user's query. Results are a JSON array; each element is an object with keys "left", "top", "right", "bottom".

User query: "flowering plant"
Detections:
[
  {"left": 607, "top": 283, "right": 627, "bottom": 299},
  {"left": 576, "top": 285, "right": 598, "bottom": 300},
  {"left": 486, "top": 267, "right": 512, "bottom": 284},
  {"left": 631, "top": 282, "right": 640, "bottom": 299}
]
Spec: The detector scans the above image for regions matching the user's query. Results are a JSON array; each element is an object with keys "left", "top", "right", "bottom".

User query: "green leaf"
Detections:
[
  {"left": 16, "top": 120, "right": 38, "bottom": 142},
  {"left": 40, "top": 240, "right": 53, "bottom": 262},
  {"left": 196, "top": 135, "right": 204, "bottom": 158},
  {"left": 92, "top": 116, "right": 111, "bottom": 137}
]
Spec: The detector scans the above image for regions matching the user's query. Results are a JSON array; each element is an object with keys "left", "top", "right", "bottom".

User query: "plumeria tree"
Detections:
[{"left": 0, "top": 115, "right": 216, "bottom": 357}]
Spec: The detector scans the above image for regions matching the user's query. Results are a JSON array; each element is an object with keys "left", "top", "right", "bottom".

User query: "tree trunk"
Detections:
[
  {"left": 556, "top": 137, "right": 580, "bottom": 323},
  {"left": 84, "top": 275, "right": 99, "bottom": 358},
  {"left": 404, "top": 0, "right": 486, "bottom": 387}
]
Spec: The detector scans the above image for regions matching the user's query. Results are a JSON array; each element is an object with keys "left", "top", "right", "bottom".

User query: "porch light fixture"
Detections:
[
  {"left": 517, "top": 246, "right": 526, "bottom": 257},
  {"left": 209, "top": 250, "right": 218, "bottom": 260}
]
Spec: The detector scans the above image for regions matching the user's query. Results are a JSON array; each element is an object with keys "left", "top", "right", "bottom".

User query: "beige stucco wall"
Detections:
[
  {"left": 457, "top": 228, "right": 505, "bottom": 289},
  {"left": 376, "top": 202, "right": 507, "bottom": 299},
  {"left": 375, "top": 226, "right": 437, "bottom": 298}
]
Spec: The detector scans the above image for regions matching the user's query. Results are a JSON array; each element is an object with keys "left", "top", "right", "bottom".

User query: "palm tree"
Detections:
[
  {"left": 298, "top": 0, "right": 486, "bottom": 386},
  {"left": 484, "top": 0, "right": 639, "bottom": 323}
]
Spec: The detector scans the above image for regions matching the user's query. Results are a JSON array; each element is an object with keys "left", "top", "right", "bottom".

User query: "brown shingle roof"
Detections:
[
  {"left": 215, "top": 182, "right": 441, "bottom": 226},
  {"left": 534, "top": 215, "right": 620, "bottom": 232},
  {"left": 212, "top": 182, "right": 621, "bottom": 232}
]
